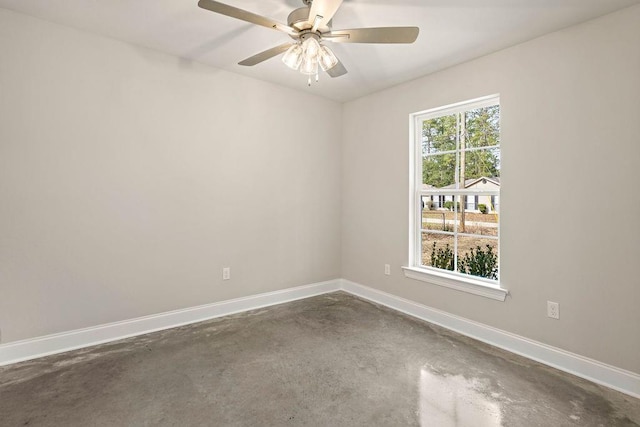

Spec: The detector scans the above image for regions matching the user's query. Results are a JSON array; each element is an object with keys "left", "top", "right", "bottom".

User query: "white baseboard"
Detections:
[
  {"left": 340, "top": 279, "right": 640, "bottom": 399},
  {"left": 2, "top": 278, "right": 638, "bottom": 399},
  {"left": 0, "top": 279, "right": 340, "bottom": 367}
]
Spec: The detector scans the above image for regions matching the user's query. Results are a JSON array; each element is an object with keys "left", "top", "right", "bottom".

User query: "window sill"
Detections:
[{"left": 401, "top": 266, "right": 508, "bottom": 301}]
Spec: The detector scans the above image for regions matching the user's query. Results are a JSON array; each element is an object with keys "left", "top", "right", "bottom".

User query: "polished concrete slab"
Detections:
[{"left": 1, "top": 292, "right": 638, "bottom": 426}]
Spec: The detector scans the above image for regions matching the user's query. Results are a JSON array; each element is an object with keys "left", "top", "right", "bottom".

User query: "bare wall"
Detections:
[
  {"left": 341, "top": 5, "right": 640, "bottom": 373},
  {"left": 0, "top": 9, "right": 342, "bottom": 343}
]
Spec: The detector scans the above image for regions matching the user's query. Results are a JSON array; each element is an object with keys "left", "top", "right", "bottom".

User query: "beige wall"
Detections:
[
  {"left": 0, "top": 9, "right": 342, "bottom": 343},
  {"left": 342, "top": 5, "right": 640, "bottom": 373}
]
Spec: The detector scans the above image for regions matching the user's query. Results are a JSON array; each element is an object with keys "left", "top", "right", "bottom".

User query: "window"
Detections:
[{"left": 404, "top": 95, "right": 506, "bottom": 301}]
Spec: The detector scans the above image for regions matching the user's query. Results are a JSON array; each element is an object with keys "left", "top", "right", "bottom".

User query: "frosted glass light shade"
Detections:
[
  {"left": 300, "top": 55, "right": 319, "bottom": 75},
  {"left": 301, "top": 37, "right": 320, "bottom": 58},
  {"left": 282, "top": 44, "right": 302, "bottom": 70},
  {"left": 319, "top": 45, "right": 338, "bottom": 71}
]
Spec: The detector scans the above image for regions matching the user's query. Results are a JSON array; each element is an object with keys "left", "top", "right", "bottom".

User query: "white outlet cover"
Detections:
[{"left": 547, "top": 301, "right": 559, "bottom": 319}]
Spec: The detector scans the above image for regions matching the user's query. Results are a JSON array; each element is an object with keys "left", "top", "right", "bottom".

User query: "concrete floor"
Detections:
[{"left": 1, "top": 292, "right": 638, "bottom": 426}]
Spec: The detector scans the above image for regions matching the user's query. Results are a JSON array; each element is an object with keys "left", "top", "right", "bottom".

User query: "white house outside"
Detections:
[{"left": 422, "top": 177, "right": 500, "bottom": 213}]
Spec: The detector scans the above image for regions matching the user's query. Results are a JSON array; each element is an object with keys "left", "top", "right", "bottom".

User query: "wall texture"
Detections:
[
  {"left": 0, "top": 9, "right": 342, "bottom": 343},
  {"left": 341, "top": 5, "right": 640, "bottom": 373}
]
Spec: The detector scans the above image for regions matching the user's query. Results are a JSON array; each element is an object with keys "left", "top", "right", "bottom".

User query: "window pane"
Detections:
[
  {"left": 457, "top": 236, "right": 499, "bottom": 280},
  {"left": 422, "top": 208, "right": 454, "bottom": 232},
  {"left": 463, "top": 105, "right": 500, "bottom": 149},
  {"left": 422, "top": 153, "right": 456, "bottom": 188},
  {"left": 462, "top": 148, "right": 500, "bottom": 184},
  {"left": 421, "top": 114, "right": 457, "bottom": 155},
  {"left": 421, "top": 233, "right": 455, "bottom": 271},
  {"left": 456, "top": 195, "right": 499, "bottom": 236}
]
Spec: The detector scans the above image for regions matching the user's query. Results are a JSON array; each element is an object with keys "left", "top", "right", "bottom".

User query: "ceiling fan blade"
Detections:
[
  {"left": 326, "top": 60, "right": 347, "bottom": 78},
  {"left": 238, "top": 43, "right": 294, "bottom": 66},
  {"left": 308, "top": 0, "right": 343, "bottom": 30},
  {"left": 325, "top": 27, "right": 419, "bottom": 44},
  {"left": 198, "top": 0, "right": 298, "bottom": 36}
]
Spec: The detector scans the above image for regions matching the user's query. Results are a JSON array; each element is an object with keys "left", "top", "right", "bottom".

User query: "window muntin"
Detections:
[{"left": 412, "top": 96, "right": 501, "bottom": 283}]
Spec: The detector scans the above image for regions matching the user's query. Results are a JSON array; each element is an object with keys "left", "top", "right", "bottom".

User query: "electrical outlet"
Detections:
[
  {"left": 547, "top": 301, "right": 559, "bottom": 319},
  {"left": 222, "top": 267, "right": 231, "bottom": 281},
  {"left": 384, "top": 264, "right": 391, "bottom": 275}
]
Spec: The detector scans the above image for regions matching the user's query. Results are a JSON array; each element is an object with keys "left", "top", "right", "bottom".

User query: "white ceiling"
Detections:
[{"left": 1, "top": 0, "right": 638, "bottom": 102}]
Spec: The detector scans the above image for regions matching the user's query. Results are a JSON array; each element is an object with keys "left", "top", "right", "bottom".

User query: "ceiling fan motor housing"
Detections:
[
  {"left": 288, "top": 7, "right": 311, "bottom": 31},
  {"left": 287, "top": 7, "right": 331, "bottom": 34}
]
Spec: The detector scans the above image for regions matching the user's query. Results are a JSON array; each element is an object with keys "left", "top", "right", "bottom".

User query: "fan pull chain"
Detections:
[{"left": 306, "top": 73, "right": 320, "bottom": 86}]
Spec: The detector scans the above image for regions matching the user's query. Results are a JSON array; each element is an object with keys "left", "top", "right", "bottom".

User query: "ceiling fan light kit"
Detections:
[
  {"left": 283, "top": 35, "right": 339, "bottom": 85},
  {"left": 197, "top": 0, "right": 419, "bottom": 86}
]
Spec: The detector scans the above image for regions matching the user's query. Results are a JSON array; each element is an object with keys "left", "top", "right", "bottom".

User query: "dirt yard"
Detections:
[
  {"left": 422, "top": 210, "right": 498, "bottom": 237},
  {"left": 423, "top": 210, "right": 498, "bottom": 223}
]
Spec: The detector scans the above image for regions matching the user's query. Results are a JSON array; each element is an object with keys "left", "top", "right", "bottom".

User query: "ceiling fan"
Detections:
[{"left": 197, "top": 0, "right": 419, "bottom": 85}]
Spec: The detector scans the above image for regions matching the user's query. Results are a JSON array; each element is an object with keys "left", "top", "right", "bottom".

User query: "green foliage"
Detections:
[
  {"left": 478, "top": 204, "right": 488, "bottom": 214},
  {"left": 459, "top": 245, "right": 498, "bottom": 280},
  {"left": 465, "top": 106, "right": 500, "bottom": 149},
  {"left": 422, "top": 115, "right": 457, "bottom": 153},
  {"left": 430, "top": 242, "right": 455, "bottom": 271},
  {"left": 421, "top": 114, "right": 457, "bottom": 187},
  {"left": 443, "top": 201, "right": 460, "bottom": 211},
  {"left": 422, "top": 106, "right": 500, "bottom": 188},
  {"left": 430, "top": 242, "right": 499, "bottom": 280},
  {"left": 423, "top": 153, "right": 456, "bottom": 188},
  {"left": 463, "top": 149, "right": 500, "bottom": 182}
]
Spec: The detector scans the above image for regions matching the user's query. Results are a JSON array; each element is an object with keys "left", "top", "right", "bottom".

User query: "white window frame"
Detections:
[{"left": 403, "top": 95, "right": 507, "bottom": 301}]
